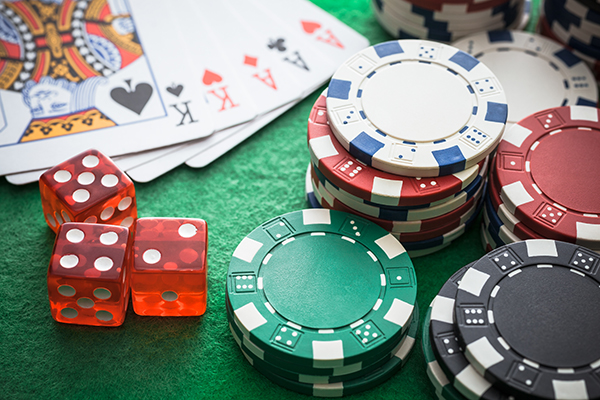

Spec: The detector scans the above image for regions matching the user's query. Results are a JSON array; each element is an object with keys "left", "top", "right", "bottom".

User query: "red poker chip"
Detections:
[
  {"left": 495, "top": 106, "right": 600, "bottom": 249},
  {"left": 307, "top": 94, "right": 483, "bottom": 207},
  {"left": 309, "top": 166, "right": 484, "bottom": 241},
  {"left": 487, "top": 159, "right": 543, "bottom": 240}
]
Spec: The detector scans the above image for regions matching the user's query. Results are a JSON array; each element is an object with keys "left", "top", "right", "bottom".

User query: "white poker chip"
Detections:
[
  {"left": 326, "top": 40, "right": 508, "bottom": 178},
  {"left": 452, "top": 30, "right": 598, "bottom": 128}
]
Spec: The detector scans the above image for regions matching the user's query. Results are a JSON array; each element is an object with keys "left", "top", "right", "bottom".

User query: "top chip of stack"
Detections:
[{"left": 371, "top": 0, "right": 530, "bottom": 42}]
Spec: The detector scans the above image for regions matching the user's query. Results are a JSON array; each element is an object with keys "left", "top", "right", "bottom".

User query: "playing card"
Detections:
[
  {"left": 0, "top": 0, "right": 214, "bottom": 176},
  {"left": 251, "top": 0, "right": 370, "bottom": 64}
]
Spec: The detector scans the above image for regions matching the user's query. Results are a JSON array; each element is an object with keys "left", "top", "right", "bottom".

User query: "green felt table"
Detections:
[{"left": 0, "top": 1, "right": 541, "bottom": 399}]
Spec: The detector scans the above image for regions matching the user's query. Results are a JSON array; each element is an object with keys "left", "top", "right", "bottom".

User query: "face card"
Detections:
[
  {"left": 0, "top": 0, "right": 214, "bottom": 176},
  {"left": 250, "top": 0, "right": 370, "bottom": 65}
]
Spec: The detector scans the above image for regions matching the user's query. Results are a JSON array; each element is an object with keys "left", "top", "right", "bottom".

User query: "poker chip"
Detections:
[
  {"left": 228, "top": 305, "right": 419, "bottom": 397},
  {"left": 308, "top": 92, "right": 483, "bottom": 207},
  {"left": 326, "top": 40, "right": 507, "bottom": 178},
  {"left": 455, "top": 240, "right": 600, "bottom": 399},
  {"left": 452, "top": 30, "right": 598, "bottom": 129},
  {"left": 372, "top": 0, "right": 529, "bottom": 42},
  {"left": 495, "top": 106, "right": 600, "bottom": 250},
  {"left": 227, "top": 209, "right": 417, "bottom": 375},
  {"left": 310, "top": 161, "right": 486, "bottom": 224},
  {"left": 305, "top": 164, "right": 321, "bottom": 209}
]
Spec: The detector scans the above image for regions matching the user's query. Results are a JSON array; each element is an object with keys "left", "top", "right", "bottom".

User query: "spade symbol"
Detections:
[
  {"left": 167, "top": 83, "right": 184, "bottom": 97},
  {"left": 110, "top": 79, "right": 153, "bottom": 115}
]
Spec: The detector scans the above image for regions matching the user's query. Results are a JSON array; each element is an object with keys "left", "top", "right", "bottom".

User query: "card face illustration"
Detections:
[{"left": 0, "top": 0, "right": 213, "bottom": 175}]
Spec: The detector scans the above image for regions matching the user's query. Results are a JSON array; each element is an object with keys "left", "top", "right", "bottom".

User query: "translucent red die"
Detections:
[
  {"left": 47, "top": 223, "right": 131, "bottom": 326},
  {"left": 131, "top": 218, "right": 208, "bottom": 316},
  {"left": 39, "top": 149, "right": 137, "bottom": 233}
]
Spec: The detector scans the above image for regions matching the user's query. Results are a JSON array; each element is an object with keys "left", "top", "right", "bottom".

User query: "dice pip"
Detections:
[
  {"left": 47, "top": 223, "right": 131, "bottom": 326},
  {"left": 131, "top": 218, "right": 208, "bottom": 316},
  {"left": 39, "top": 149, "right": 137, "bottom": 232}
]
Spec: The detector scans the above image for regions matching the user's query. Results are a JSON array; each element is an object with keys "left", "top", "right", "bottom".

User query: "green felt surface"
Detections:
[{"left": 0, "top": 1, "right": 541, "bottom": 399}]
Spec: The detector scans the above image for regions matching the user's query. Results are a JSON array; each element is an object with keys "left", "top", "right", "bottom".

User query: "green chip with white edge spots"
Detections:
[{"left": 227, "top": 209, "right": 417, "bottom": 369}]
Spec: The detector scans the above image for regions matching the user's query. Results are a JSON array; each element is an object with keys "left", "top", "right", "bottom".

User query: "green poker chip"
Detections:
[
  {"left": 422, "top": 303, "right": 467, "bottom": 400},
  {"left": 227, "top": 209, "right": 417, "bottom": 369},
  {"left": 232, "top": 304, "right": 419, "bottom": 397},
  {"left": 225, "top": 293, "right": 409, "bottom": 384}
]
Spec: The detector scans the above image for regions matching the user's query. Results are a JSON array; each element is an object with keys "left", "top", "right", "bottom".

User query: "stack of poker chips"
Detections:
[
  {"left": 423, "top": 240, "right": 600, "bottom": 400},
  {"left": 226, "top": 209, "right": 419, "bottom": 397},
  {"left": 540, "top": 0, "right": 600, "bottom": 79},
  {"left": 371, "top": 0, "right": 530, "bottom": 42},
  {"left": 305, "top": 40, "right": 508, "bottom": 258},
  {"left": 480, "top": 105, "right": 600, "bottom": 253}
]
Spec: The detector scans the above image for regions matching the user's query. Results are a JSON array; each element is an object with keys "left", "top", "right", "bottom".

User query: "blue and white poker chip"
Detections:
[{"left": 326, "top": 40, "right": 508, "bottom": 178}]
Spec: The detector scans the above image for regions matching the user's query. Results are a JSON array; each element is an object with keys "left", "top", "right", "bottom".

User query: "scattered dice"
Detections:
[
  {"left": 47, "top": 222, "right": 131, "bottom": 326},
  {"left": 39, "top": 149, "right": 137, "bottom": 233},
  {"left": 131, "top": 218, "right": 208, "bottom": 316}
]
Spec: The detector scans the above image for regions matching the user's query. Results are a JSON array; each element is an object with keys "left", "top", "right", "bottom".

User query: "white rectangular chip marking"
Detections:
[
  {"left": 310, "top": 135, "right": 339, "bottom": 161},
  {"left": 553, "top": 379, "right": 589, "bottom": 400},
  {"left": 367, "top": 251, "right": 377, "bottom": 262},
  {"left": 383, "top": 298, "right": 414, "bottom": 327},
  {"left": 491, "top": 285, "right": 500, "bottom": 298},
  {"left": 538, "top": 264, "right": 553, "bottom": 269},
  {"left": 372, "top": 177, "right": 403, "bottom": 199},
  {"left": 229, "top": 323, "right": 241, "bottom": 346},
  {"left": 232, "top": 237, "right": 263, "bottom": 263},
  {"left": 262, "top": 254, "right": 272, "bottom": 265},
  {"left": 241, "top": 349, "right": 254, "bottom": 366},
  {"left": 498, "top": 204, "right": 517, "bottom": 230},
  {"left": 375, "top": 234, "right": 406, "bottom": 259},
  {"left": 501, "top": 181, "right": 534, "bottom": 214},
  {"left": 466, "top": 337, "right": 504, "bottom": 372},
  {"left": 502, "top": 123, "right": 532, "bottom": 148},
  {"left": 313, "top": 340, "right": 344, "bottom": 361},
  {"left": 523, "top": 358, "right": 539, "bottom": 368},
  {"left": 380, "top": 274, "right": 386, "bottom": 286},
  {"left": 257, "top": 277, "right": 263, "bottom": 290},
  {"left": 458, "top": 268, "right": 490, "bottom": 297},
  {"left": 591, "top": 359, "right": 600, "bottom": 369},
  {"left": 395, "top": 336, "right": 415, "bottom": 360},
  {"left": 576, "top": 222, "right": 600, "bottom": 245},
  {"left": 429, "top": 360, "right": 450, "bottom": 388},
  {"left": 455, "top": 164, "right": 478, "bottom": 187},
  {"left": 391, "top": 220, "right": 421, "bottom": 233},
  {"left": 526, "top": 239, "right": 559, "bottom": 257},
  {"left": 235, "top": 303, "right": 267, "bottom": 333},
  {"left": 456, "top": 365, "right": 492, "bottom": 397},
  {"left": 303, "top": 209, "right": 331, "bottom": 225},
  {"left": 373, "top": 298, "right": 382, "bottom": 311},
  {"left": 341, "top": 236, "right": 355, "bottom": 244},
  {"left": 243, "top": 335, "right": 265, "bottom": 360},
  {"left": 570, "top": 269, "right": 585, "bottom": 278},
  {"left": 350, "top": 320, "right": 364, "bottom": 329},
  {"left": 571, "top": 105, "right": 599, "bottom": 122},
  {"left": 299, "top": 374, "right": 329, "bottom": 384},
  {"left": 488, "top": 310, "right": 495, "bottom": 325},
  {"left": 282, "top": 237, "right": 295, "bottom": 246},
  {"left": 311, "top": 232, "right": 326, "bottom": 236},
  {"left": 264, "top": 302, "right": 275, "bottom": 314},
  {"left": 558, "top": 368, "right": 575, "bottom": 374},
  {"left": 430, "top": 295, "right": 454, "bottom": 325},
  {"left": 500, "top": 225, "right": 520, "bottom": 243},
  {"left": 553, "top": 203, "right": 567, "bottom": 212},
  {"left": 318, "top": 329, "right": 334, "bottom": 334},
  {"left": 332, "top": 362, "right": 362, "bottom": 376},
  {"left": 498, "top": 337, "right": 510, "bottom": 350},
  {"left": 313, "top": 382, "right": 343, "bottom": 397},
  {"left": 525, "top": 160, "right": 531, "bottom": 173},
  {"left": 287, "top": 321, "right": 302, "bottom": 330},
  {"left": 508, "top": 269, "right": 522, "bottom": 278}
]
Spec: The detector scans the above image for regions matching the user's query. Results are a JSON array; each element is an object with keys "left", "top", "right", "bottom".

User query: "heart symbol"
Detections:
[
  {"left": 202, "top": 69, "right": 222, "bottom": 86},
  {"left": 110, "top": 80, "right": 153, "bottom": 115},
  {"left": 23, "top": 61, "right": 34, "bottom": 71},
  {"left": 166, "top": 84, "right": 183, "bottom": 97},
  {"left": 301, "top": 21, "right": 321, "bottom": 34}
]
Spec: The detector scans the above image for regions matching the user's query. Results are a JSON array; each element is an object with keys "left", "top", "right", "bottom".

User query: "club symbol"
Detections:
[{"left": 268, "top": 38, "right": 286, "bottom": 52}]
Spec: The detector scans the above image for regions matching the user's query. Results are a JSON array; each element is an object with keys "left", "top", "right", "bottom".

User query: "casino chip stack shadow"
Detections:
[
  {"left": 371, "top": 0, "right": 531, "bottom": 42},
  {"left": 305, "top": 40, "right": 508, "bottom": 257},
  {"left": 423, "top": 240, "right": 600, "bottom": 400},
  {"left": 226, "top": 209, "right": 419, "bottom": 397}
]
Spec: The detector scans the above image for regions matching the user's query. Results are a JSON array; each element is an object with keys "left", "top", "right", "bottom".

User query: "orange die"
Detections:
[
  {"left": 131, "top": 218, "right": 208, "bottom": 316},
  {"left": 39, "top": 149, "right": 137, "bottom": 233},
  {"left": 47, "top": 223, "right": 131, "bottom": 326}
]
